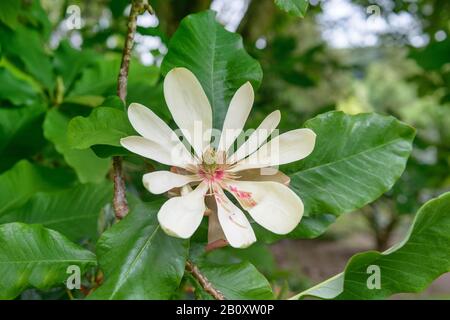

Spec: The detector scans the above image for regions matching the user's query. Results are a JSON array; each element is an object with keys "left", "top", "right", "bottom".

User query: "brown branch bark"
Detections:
[
  {"left": 185, "top": 260, "right": 225, "bottom": 300},
  {"left": 113, "top": 0, "right": 153, "bottom": 220}
]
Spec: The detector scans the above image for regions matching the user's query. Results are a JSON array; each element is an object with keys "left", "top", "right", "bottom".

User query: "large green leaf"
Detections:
[
  {"left": 274, "top": 0, "right": 309, "bottom": 18},
  {"left": 0, "top": 182, "right": 112, "bottom": 241},
  {"left": 161, "top": 10, "right": 263, "bottom": 128},
  {"left": 67, "top": 107, "right": 135, "bottom": 149},
  {"left": 88, "top": 201, "right": 189, "bottom": 299},
  {"left": 43, "top": 109, "right": 111, "bottom": 183},
  {"left": 0, "top": 160, "right": 75, "bottom": 216},
  {"left": 292, "top": 192, "right": 450, "bottom": 300},
  {"left": 0, "top": 223, "right": 96, "bottom": 299},
  {"left": 287, "top": 111, "right": 414, "bottom": 232}
]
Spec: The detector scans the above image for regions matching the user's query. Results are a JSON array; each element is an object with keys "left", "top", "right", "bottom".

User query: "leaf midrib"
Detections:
[
  {"left": 108, "top": 225, "right": 160, "bottom": 299},
  {"left": 292, "top": 136, "right": 409, "bottom": 177}
]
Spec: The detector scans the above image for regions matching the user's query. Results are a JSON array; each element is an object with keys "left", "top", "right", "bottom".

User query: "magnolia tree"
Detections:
[{"left": 0, "top": 0, "right": 449, "bottom": 300}]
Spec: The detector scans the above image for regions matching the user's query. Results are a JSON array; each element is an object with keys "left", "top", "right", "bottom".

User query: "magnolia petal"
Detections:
[
  {"left": 228, "top": 110, "right": 281, "bottom": 164},
  {"left": 214, "top": 187, "right": 256, "bottom": 248},
  {"left": 217, "top": 82, "right": 254, "bottom": 153},
  {"left": 120, "top": 136, "right": 195, "bottom": 168},
  {"left": 142, "top": 171, "right": 199, "bottom": 194},
  {"left": 230, "top": 128, "right": 316, "bottom": 172},
  {"left": 157, "top": 181, "right": 208, "bottom": 238},
  {"left": 127, "top": 103, "right": 195, "bottom": 163},
  {"left": 236, "top": 168, "right": 290, "bottom": 185},
  {"left": 224, "top": 180, "right": 303, "bottom": 234},
  {"left": 164, "top": 67, "right": 212, "bottom": 157}
]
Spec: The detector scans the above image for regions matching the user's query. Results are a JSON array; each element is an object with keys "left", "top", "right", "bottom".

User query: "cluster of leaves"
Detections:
[{"left": 0, "top": 0, "right": 449, "bottom": 300}]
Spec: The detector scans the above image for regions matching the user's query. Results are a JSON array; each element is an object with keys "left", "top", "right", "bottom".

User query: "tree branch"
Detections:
[
  {"left": 185, "top": 260, "right": 225, "bottom": 300},
  {"left": 113, "top": 0, "right": 153, "bottom": 220}
]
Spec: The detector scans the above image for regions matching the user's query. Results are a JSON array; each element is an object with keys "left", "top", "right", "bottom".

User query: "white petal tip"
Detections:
[
  {"left": 229, "top": 239, "right": 256, "bottom": 249},
  {"left": 159, "top": 224, "right": 191, "bottom": 239}
]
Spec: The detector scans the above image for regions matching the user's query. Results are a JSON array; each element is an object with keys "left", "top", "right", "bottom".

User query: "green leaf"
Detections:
[
  {"left": 0, "top": 222, "right": 96, "bottom": 299},
  {"left": 67, "top": 56, "right": 118, "bottom": 98},
  {"left": 0, "top": 26, "right": 54, "bottom": 90},
  {"left": 69, "top": 55, "right": 159, "bottom": 106},
  {"left": 0, "top": 160, "right": 75, "bottom": 216},
  {"left": 0, "top": 0, "right": 20, "bottom": 29},
  {"left": 88, "top": 201, "right": 189, "bottom": 299},
  {"left": 197, "top": 243, "right": 276, "bottom": 275},
  {"left": 0, "top": 103, "right": 46, "bottom": 170},
  {"left": 189, "top": 261, "right": 274, "bottom": 300},
  {"left": 292, "top": 192, "right": 450, "bottom": 300},
  {"left": 53, "top": 42, "right": 98, "bottom": 93},
  {"left": 0, "top": 67, "right": 39, "bottom": 105},
  {"left": 161, "top": 10, "right": 263, "bottom": 128},
  {"left": 91, "top": 145, "right": 131, "bottom": 158},
  {"left": 288, "top": 111, "right": 415, "bottom": 233},
  {"left": 67, "top": 107, "right": 135, "bottom": 149},
  {"left": 43, "top": 109, "right": 111, "bottom": 183},
  {"left": 274, "top": 0, "right": 309, "bottom": 18},
  {"left": 0, "top": 182, "right": 112, "bottom": 241}
]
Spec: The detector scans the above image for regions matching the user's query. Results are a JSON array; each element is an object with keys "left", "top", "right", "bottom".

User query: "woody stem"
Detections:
[{"left": 113, "top": 0, "right": 153, "bottom": 220}]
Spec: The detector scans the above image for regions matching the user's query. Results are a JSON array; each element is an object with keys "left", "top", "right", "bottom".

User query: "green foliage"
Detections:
[
  {"left": 0, "top": 182, "right": 112, "bottom": 242},
  {"left": 68, "top": 55, "right": 160, "bottom": 107},
  {"left": 68, "top": 107, "right": 135, "bottom": 149},
  {"left": 287, "top": 112, "right": 415, "bottom": 234},
  {"left": 0, "top": 160, "right": 75, "bottom": 216},
  {"left": 0, "top": 222, "right": 96, "bottom": 299},
  {"left": 187, "top": 244, "right": 274, "bottom": 299},
  {"left": 0, "top": 103, "right": 47, "bottom": 171},
  {"left": 191, "top": 261, "right": 274, "bottom": 299},
  {"left": 0, "top": 26, "right": 54, "bottom": 90},
  {"left": 0, "top": 0, "right": 20, "bottom": 29},
  {"left": 88, "top": 201, "right": 189, "bottom": 299},
  {"left": 274, "top": 0, "right": 309, "bottom": 18},
  {"left": 410, "top": 39, "right": 450, "bottom": 71},
  {"left": 292, "top": 192, "right": 450, "bottom": 299},
  {"left": 0, "top": 67, "right": 39, "bottom": 105},
  {"left": 161, "top": 10, "right": 263, "bottom": 128},
  {"left": 53, "top": 41, "right": 98, "bottom": 92},
  {"left": 0, "top": 0, "right": 448, "bottom": 301},
  {"left": 43, "top": 109, "right": 111, "bottom": 183}
]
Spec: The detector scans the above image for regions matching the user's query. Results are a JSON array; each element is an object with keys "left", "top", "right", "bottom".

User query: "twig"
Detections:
[
  {"left": 112, "top": 156, "right": 128, "bottom": 219},
  {"left": 185, "top": 260, "right": 226, "bottom": 300},
  {"left": 113, "top": 0, "right": 153, "bottom": 220}
]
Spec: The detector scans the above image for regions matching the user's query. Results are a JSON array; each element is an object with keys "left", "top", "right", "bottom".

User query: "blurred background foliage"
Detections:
[{"left": 0, "top": 0, "right": 449, "bottom": 299}]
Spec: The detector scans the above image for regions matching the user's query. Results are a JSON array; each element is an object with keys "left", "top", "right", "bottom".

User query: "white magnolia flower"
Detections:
[{"left": 121, "top": 67, "right": 316, "bottom": 249}]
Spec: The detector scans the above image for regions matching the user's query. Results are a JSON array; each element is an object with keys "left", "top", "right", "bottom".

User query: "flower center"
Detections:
[{"left": 198, "top": 148, "right": 227, "bottom": 182}]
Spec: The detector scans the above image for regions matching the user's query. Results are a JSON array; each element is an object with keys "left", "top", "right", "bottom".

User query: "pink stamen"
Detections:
[{"left": 214, "top": 170, "right": 224, "bottom": 181}]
